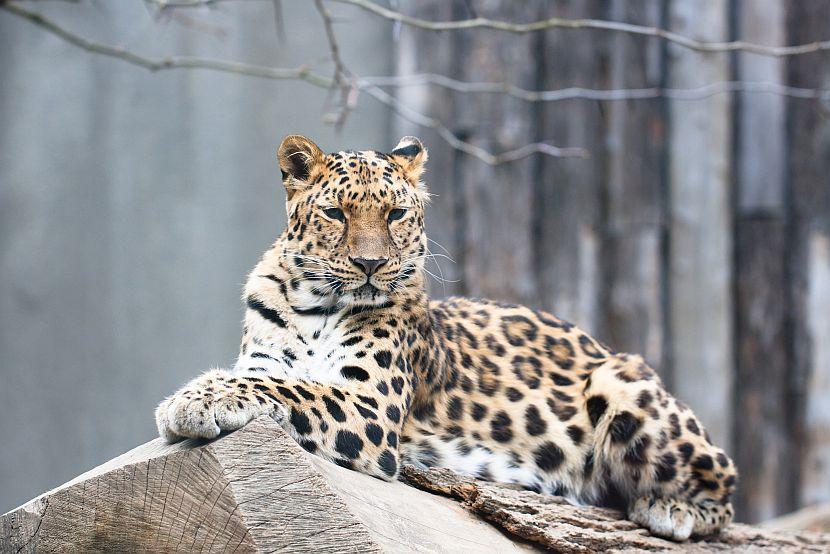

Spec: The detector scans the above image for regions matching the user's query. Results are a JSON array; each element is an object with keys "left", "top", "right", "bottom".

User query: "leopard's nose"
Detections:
[{"left": 350, "top": 257, "right": 388, "bottom": 276}]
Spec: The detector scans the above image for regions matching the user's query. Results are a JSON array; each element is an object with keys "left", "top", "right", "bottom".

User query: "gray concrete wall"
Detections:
[{"left": 0, "top": 1, "right": 391, "bottom": 512}]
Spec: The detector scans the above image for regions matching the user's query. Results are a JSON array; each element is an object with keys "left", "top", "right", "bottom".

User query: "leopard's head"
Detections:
[{"left": 276, "top": 134, "right": 429, "bottom": 308}]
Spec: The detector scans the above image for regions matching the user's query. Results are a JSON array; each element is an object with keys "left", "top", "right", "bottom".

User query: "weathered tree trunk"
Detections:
[
  {"left": 402, "top": 466, "right": 830, "bottom": 553},
  {"left": 3, "top": 417, "right": 829, "bottom": 553}
]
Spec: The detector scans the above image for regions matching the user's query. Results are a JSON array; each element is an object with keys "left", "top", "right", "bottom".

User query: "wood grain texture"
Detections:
[
  {"left": 450, "top": 0, "right": 542, "bottom": 304},
  {"left": 1, "top": 418, "right": 378, "bottom": 553},
  {"left": 736, "top": 0, "right": 787, "bottom": 215},
  {"left": 0, "top": 417, "right": 531, "bottom": 553}
]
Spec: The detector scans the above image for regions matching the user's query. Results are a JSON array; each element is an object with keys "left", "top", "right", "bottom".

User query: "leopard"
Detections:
[{"left": 155, "top": 134, "right": 737, "bottom": 541}]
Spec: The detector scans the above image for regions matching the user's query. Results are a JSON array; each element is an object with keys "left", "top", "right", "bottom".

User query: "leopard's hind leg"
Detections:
[{"left": 582, "top": 354, "right": 737, "bottom": 541}]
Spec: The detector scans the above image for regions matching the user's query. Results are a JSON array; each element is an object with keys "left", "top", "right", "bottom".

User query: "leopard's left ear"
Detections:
[
  {"left": 278, "top": 134, "right": 325, "bottom": 201},
  {"left": 390, "top": 136, "right": 428, "bottom": 188}
]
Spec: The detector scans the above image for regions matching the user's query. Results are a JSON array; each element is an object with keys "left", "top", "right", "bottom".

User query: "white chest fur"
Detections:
[{"left": 234, "top": 312, "right": 351, "bottom": 385}]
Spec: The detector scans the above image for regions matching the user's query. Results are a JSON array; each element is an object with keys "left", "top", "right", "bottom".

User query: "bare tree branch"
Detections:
[
  {"left": 0, "top": 2, "right": 332, "bottom": 85},
  {"left": 331, "top": 0, "right": 830, "bottom": 58},
  {"left": 141, "top": 0, "right": 830, "bottom": 57},
  {"left": 148, "top": 1, "right": 828, "bottom": 105},
  {"left": 359, "top": 83, "right": 589, "bottom": 163},
  {"left": 0, "top": 1, "right": 587, "bottom": 165},
  {"left": 3, "top": 0, "right": 828, "bottom": 168},
  {"left": 145, "top": 0, "right": 256, "bottom": 7},
  {"left": 362, "top": 73, "right": 830, "bottom": 103}
]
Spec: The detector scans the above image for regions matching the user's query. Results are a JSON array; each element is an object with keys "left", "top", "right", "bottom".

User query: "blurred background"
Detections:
[{"left": 0, "top": 0, "right": 828, "bottom": 525}]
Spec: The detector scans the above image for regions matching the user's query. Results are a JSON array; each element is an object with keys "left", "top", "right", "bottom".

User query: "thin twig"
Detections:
[
  {"left": 145, "top": 0, "right": 257, "bottom": 7},
  {"left": 330, "top": 0, "right": 830, "bottom": 58},
  {"left": 362, "top": 73, "right": 830, "bottom": 103}
]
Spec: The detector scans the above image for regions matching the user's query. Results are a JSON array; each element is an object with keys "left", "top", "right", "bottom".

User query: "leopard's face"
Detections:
[{"left": 278, "top": 135, "right": 429, "bottom": 307}]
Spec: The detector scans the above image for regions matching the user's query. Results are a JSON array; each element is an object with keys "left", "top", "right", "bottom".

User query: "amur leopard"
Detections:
[{"left": 156, "top": 134, "right": 737, "bottom": 541}]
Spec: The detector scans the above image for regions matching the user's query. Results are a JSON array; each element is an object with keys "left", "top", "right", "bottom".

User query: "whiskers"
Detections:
[
  {"left": 279, "top": 249, "right": 344, "bottom": 296},
  {"left": 280, "top": 249, "right": 331, "bottom": 271},
  {"left": 427, "top": 236, "right": 453, "bottom": 258},
  {"left": 280, "top": 244, "right": 458, "bottom": 300},
  {"left": 391, "top": 246, "right": 458, "bottom": 296},
  {"left": 310, "top": 277, "right": 345, "bottom": 297}
]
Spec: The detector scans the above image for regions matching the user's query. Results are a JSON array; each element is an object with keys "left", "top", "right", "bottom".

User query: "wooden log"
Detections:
[
  {"left": 0, "top": 416, "right": 528, "bottom": 553},
  {"left": 3, "top": 416, "right": 829, "bottom": 552},
  {"left": 734, "top": 217, "right": 789, "bottom": 522},
  {"left": 402, "top": 467, "right": 830, "bottom": 553}
]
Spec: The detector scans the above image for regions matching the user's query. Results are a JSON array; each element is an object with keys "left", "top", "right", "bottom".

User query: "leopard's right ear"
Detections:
[{"left": 277, "top": 135, "right": 325, "bottom": 200}]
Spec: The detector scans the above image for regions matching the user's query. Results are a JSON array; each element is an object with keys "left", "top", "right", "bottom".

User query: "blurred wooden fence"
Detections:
[{"left": 395, "top": 0, "right": 830, "bottom": 522}]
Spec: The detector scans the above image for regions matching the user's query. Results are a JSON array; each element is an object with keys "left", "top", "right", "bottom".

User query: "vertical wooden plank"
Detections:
[
  {"left": 736, "top": 1, "right": 787, "bottom": 212},
  {"left": 786, "top": 0, "right": 830, "bottom": 514},
  {"left": 453, "top": 1, "right": 545, "bottom": 304},
  {"left": 734, "top": 219, "right": 788, "bottom": 522},
  {"left": 803, "top": 233, "right": 830, "bottom": 507},
  {"left": 535, "top": 0, "right": 608, "bottom": 332},
  {"left": 733, "top": 0, "right": 790, "bottom": 523},
  {"left": 393, "top": 0, "right": 466, "bottom": 298},
  {"left": 666, "top": 1, "right": 734, "bottom": 448},
  {"left": 395, "top": 1, "right": 548, "bottom": 304},
  {"left": 601, "top": 0, "right": 667, "bottom": 371}
]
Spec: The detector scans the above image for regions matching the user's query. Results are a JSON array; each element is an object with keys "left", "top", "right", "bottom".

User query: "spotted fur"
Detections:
[{"left": 156, "top": 135, "right": 737, "bottom": 541}]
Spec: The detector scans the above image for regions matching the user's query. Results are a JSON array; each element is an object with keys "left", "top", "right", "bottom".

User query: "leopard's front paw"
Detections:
[{"left": 155, "top": 369, "right": 269, "bottom": 442}]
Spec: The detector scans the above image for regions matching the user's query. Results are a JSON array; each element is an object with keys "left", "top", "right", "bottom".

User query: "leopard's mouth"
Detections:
[{"left": 353, "top": 282, "right": 380, "bottom": 296}]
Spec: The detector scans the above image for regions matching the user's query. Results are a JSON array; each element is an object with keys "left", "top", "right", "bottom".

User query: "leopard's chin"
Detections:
[
  {"left": 339, "top": 283, "right": 390, "bottom": 307},
  {"left": 354, "top": 283, "right": 379, "bottom": 296}
]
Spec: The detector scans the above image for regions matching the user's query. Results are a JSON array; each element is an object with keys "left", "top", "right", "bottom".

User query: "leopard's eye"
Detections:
[
  {"left": 388, "top": 208, "right": 407, "bottom": 222},
  {"left": 323, "top": 207, "right": 345, "bottom": 222}
]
